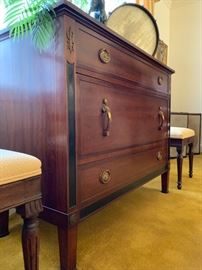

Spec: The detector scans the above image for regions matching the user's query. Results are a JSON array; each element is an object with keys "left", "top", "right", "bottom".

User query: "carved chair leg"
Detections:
[
  {"left": 0, "top": 210, "right": 9, "bottom": 237},
  {"left": 177, "top": 146, "right": 183, "bottom": 189},
  {"left": 58, "top": 224, "right": 78, "bottom": 270},
  {"left": 22, "top": 217, "right": 40, "bottom": 270},
  {"left": 161, "top": 170, "right": 169, "bottom": 193},
  {"left": 16, "top": 200, "right": 43, "bottom": 270},
  {"left": 188, "top": 143, "right": 194, "bottom": 178}
]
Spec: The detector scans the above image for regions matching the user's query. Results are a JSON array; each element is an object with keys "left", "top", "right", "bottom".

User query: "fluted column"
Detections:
[{"left": 17, "top": 200, "right": 43, "bottom": 270}]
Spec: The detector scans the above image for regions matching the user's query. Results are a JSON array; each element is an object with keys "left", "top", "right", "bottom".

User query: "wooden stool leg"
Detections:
[
  {"left": 22, "top": 217, "right": 40, "bottom": 270},
  {"left": 161, "top": 170, "right": 169, "bottom": 193},
  {"left": 177, "top": 146, "right": 183, "bottom": 189},
  {"left": 58, "top": 224, "right": 78, "bottom": 270},
  {"left": 17, "top": 200, "right": 43, "bottom": 270},
  {"left": 188, "top": 143, "right": 194, "bottom": 178},
  {"left": 0, "top": 210, "right": 9, "bottom": 237}
]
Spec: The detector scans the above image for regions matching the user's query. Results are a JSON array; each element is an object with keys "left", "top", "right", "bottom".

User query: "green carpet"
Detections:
[{"left": 0, "top": 156, "right": 202, "bottom": 270}]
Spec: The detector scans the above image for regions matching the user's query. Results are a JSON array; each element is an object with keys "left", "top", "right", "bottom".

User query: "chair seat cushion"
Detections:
[
  {"left": 0, "top": 149, "right": 41, "bottom": 185},
  {"left": 170, "top": 127, "right": 195, "bottom": 139}
]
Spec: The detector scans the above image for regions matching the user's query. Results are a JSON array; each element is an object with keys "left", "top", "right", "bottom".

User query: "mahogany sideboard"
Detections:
[{"left": 0, "top": 2, "right": 174, "bottom": 269}]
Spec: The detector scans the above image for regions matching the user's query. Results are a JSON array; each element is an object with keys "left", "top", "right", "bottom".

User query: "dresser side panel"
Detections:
[{"left": 0, "top": 17, "right": 69, "bottom": 213}]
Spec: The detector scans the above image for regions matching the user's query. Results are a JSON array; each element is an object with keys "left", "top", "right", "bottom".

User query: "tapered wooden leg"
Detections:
[
  {"left": 17, "top": 200, "right": 43, "bottom": 270},
  {"left": 22, "top": 217, "right": 40, "bottom": 270},
  {"left": 58, "top": 225, "right": 78, "bottom": 270},
  {"left": 177, "top": 146, "right": 183, "bottom": 189},
  {"left": 188, "top": 143, "right": 194, "bottom": 178},
  {"left": 161, "top": 170, "right": 169, "bottom": 193},
  {"left": 0, "top": 210, "right": 9, "bottom": 237}
]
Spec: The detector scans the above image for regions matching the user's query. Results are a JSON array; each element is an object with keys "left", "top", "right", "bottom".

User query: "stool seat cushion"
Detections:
[
  {"left": 0, "top": 149, "right": 41, "bottom": 185},
  {"left": 170, "top": 127, "right": 195, "bottom": 139}
]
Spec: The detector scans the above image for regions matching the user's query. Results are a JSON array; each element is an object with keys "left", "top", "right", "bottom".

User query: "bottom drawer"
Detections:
[{"left": 79, "top": 144, "right": 167, "bottom": 206}]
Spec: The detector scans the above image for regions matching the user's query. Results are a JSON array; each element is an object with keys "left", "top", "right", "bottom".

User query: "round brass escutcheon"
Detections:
[
  {"left": 158, "top": 76, "right": 163, "bottom": 85},
  {"left": 99, "top": 169, "right": 111, "bottom": 184},
  {"left": 99, "top": 49, "right": 111, "bottom": 64},
  {"left": 156, "top": 151, "right": 163, "bottom": 161}
]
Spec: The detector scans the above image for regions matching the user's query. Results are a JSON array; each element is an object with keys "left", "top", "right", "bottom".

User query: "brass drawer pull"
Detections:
[
  {"left": 158, "top": 106, "right": 165, "bottom": 130},
  {"left": 100, "top": 169, "right": 111, "bottom": 184},
  {"left": 157, "top": 151, "right": 163, "bottom": 161},
  {"left": 158, "top": 76, "right": 163, "bottom": 85},
  {"left": 99, "top": 49, "right": 111, "bottom": 64},
  {"left": 102, "top": 98, "right": 112, "bottom": 136}
]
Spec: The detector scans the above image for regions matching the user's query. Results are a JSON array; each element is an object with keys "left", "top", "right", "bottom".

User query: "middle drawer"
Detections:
[{"left": 77, "top": 75, "right": 169, "bottom": 157}]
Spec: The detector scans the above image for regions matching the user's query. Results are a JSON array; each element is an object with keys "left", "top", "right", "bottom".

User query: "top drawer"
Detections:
[{"left": 76, "top": 24, "right": 169, "bottom": 94}]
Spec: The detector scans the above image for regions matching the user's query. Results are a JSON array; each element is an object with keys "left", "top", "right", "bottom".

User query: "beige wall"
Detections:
[
  {"left": 169, "top": 0, "right": 202, "bottom": 113},
  {"left": 154, "top": 0, "right": 202, "bottom": 114},
  {"left": 154, "top": 0, "right": 170, "bottom": 62},
  {"left": 154, "top": 0, "right": 202, "bottom": 151}
]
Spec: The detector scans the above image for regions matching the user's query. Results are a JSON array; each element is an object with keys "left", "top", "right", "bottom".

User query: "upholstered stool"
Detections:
[
  {"left": 0, "top": 149, "right": 43, "bottom": 270},
  {"left": 170, "top": 127, "right": 195, "bottom": 189}
]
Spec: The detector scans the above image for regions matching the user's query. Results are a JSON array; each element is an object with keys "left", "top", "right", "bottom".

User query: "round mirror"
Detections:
[{"left": 106, "top": 4, "right": 159, "bottom": 56}]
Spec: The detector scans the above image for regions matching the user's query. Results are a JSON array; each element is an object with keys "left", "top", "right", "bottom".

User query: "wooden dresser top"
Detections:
[{"left": 55, "top": 1, "right": 174, "bottom": 74}]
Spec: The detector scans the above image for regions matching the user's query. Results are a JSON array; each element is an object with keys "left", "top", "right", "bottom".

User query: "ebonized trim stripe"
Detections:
[{"left": 67, "top": 63, "right": 77, "bottom": 207}]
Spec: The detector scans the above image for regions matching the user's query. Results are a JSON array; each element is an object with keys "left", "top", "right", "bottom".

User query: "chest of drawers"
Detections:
[{"left": 0, "top": 2, "right": 174, "bottom": 269}]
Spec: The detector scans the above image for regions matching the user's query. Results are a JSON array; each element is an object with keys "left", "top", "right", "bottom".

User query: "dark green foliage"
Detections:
[{"left": 4, "top": 0, "right": 58, "bottom": 51}]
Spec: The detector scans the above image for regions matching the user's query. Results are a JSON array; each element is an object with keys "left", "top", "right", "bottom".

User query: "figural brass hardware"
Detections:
[
  {"left": 99, "top": 49, "right": 111, "bottom": 64},
  {"left": 158, "top": 106, "right": 165, "bottom": 130},
  {"left": 102, "top": 98, "right": 112, "bottom": 136},
  {"left": 158, "top": 76, "right": 163, "bottom": 85},
  {"left": 100, "top": 169, "right": 111, "bottom": 184},
  {"left": 156, "top": 151, "right": 163, "bottom": 161}
]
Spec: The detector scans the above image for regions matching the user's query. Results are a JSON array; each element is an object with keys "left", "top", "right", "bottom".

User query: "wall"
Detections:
[
  {"left": 154, "top": 0, "right": 170, "bottom": 62},
  {"left": 155, "top": 0, "right": 202, "bottom": 113},
  {"left": 169, "top": 0, "right": 202, "bottom": 114},
  {"left": 155, "top": 0, "right": 202, "bottom": 151}
]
